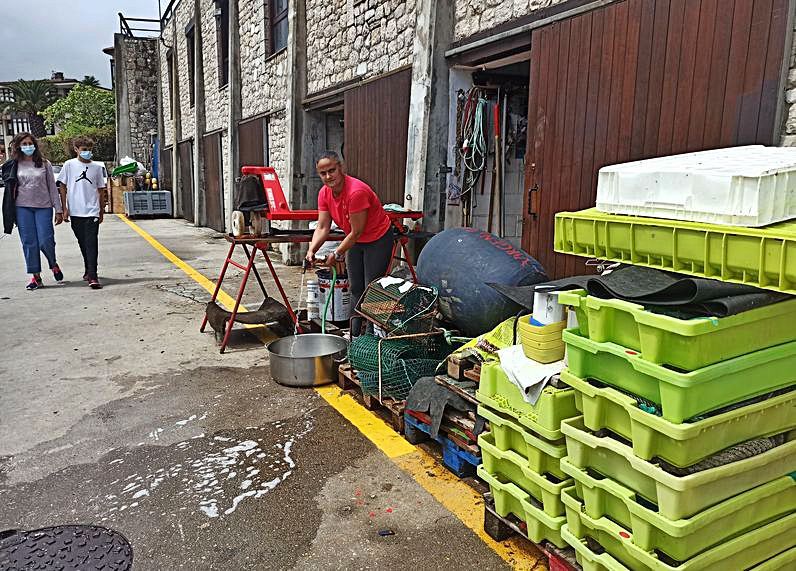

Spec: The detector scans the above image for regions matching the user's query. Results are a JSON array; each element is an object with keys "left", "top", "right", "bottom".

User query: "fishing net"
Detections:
[{"left": 349, "top": 333, "right": 455, "bottom": 401}]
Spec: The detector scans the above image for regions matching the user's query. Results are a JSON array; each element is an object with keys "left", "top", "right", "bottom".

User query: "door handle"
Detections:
[{"left": 527, "top": 184, "right": 539, "bottom": 219}]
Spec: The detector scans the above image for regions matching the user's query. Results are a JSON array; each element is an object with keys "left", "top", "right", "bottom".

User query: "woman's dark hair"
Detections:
[
  {"left": 11, "top": 132, "right": 44, "bottom": 168},
  {"left": 316, "top": 150, "right": 342, "bottom": 165}
]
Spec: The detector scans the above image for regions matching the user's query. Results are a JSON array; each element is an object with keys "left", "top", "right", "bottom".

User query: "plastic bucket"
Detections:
[{"left": 317, "top": 270, "right": 352, "bottom": 322}]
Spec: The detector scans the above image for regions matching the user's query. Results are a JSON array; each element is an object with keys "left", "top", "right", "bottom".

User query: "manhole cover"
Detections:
[{"left": 0, "top": 525, "right": 133, "bottom": 570}]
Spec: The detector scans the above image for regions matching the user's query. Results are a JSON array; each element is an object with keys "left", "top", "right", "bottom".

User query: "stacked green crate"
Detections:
[
  {"left": 555, "top": 289, "right": 796, "bottom": 571},
  {"left": 476, "top": 362, "right": 580, "bottom": 547}
]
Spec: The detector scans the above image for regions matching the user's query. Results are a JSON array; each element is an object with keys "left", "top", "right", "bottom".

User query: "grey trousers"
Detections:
[{"left": 347, "top": 228, "right": 394, "bottom": 336}]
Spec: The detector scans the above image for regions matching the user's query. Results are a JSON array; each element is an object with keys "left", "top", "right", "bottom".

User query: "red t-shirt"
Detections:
[{"left": 317, "top": 176, "right": 392, "bottom": 243}]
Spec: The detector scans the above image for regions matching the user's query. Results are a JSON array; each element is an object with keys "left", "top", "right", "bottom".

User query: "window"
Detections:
[
  {"left": 216, "top": 0, "right": 229, "bottom": 87},
  {"left": 167, "top": 49, "right": 175, "bottom": 119},
  {"left": 0, "top": 88, "right": 13, "bottom": 102},
  {"left": 269, "top": 0, "right": 288, "bottom": 54},
  {"left": 186, "top": 23, "right": 196, "bottom": 106}
]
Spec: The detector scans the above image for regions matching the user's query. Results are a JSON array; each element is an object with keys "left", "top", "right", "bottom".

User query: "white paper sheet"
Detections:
[{"left": 497, "top": 345, "right": 564, "bottom": 405}]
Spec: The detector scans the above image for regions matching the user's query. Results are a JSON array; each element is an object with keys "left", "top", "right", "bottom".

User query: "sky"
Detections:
[{"left": 1, "top": 0, "right": 162, "bottom": 87}]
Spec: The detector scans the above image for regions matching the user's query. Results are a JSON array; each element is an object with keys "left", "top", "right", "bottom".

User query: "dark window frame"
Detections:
[
  {"left": 185, "top": 22, "right": 196, "bottom": 107},
  {"left": 269, "top": 0, "right": 288, "bottom": 55},
  {"left": 216, "top": 0, "right": 230, "bottom": 87}
]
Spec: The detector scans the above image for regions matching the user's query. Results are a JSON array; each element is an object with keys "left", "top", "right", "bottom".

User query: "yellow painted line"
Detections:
[
  {"left": 118, "top": 214, "right": 239, "bottom": 310},
  {"left": 122, "top": 214, "right": 545, "bottom": 569},
  {"left": 313, "top": 385, "right": 416, "bottom": 458}
]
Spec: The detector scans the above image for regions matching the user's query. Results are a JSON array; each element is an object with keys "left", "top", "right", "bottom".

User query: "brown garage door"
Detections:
[
  {"left": 203, "top": 132, "right": 225, "bottom": 232},
  {"left": 344, "top": 69, "right": 411, "bottom": 205},
  {"left": 160, "top": 145, "right": 173, "bottom": 190},
  {"left": 177, "top": 140, "right": 194, "bottom": 222},
  {"left": 523, "top": 0, "right": 791, "bottom": 278}
]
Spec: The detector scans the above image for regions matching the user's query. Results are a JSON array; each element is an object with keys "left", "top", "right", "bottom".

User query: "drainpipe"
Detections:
[{"left": 193, "top": 0, "right": 206, "bottom": 226}]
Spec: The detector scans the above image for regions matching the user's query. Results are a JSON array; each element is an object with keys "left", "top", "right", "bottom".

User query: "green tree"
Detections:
[
  {"left": 42, "top": 84, "right": 115, "bottom": 135},
  {"left": 2, "top": 79, "right": 56, "bottom": 137},
  {"left": 81, "top": 75, "right": 101, "bottom": 87}
]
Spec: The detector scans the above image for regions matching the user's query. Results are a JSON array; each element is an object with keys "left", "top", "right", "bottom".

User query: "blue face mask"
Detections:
[
  {"left": 79, "top": 150, "right": 93, "bottom": 160},
  {"left": 20, "top": 145, "right": 35, "bottom": 156}
]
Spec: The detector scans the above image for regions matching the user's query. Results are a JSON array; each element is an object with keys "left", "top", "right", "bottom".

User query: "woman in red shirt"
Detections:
[{"left": 307, "top": 151, "right": 393, "bottom": 336}]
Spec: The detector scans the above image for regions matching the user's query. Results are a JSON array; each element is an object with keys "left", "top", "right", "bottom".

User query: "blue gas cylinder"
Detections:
[{"left": 417, "top": 228, "right": 548, "bottom": 337}]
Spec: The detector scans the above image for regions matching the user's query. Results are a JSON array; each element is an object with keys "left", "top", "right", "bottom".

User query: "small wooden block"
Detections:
[{"left": 463, "top": 367, "right": 481, "bottom": 383}]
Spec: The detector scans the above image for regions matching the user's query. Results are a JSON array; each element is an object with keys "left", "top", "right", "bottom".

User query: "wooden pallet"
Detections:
[
  {"left": 404, "top": 414, "right": 481, "bottom": 477},
  {"left": 337, "top": 363, "right": 406, "bottom": 433},
  {"left": 483, "top": 493, "right": 581, "bottom": 571},
  {"left": 434, "top": 374, "right": 479, "bottom": 406}
]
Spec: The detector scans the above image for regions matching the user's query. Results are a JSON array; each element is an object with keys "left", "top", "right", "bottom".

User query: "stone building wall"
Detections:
[
  {"left": 121, "top": 38, "right": 159, "bottom": 162},
  {"left": 201, "top": 1, "right": 231, "bottom": 133},
  {"left": 454, "top": 0, "right": 567, "bottom": 41},
  {"left": 239, "top": 1, "right": 289, "bottom": 119},
  {"left": 780, "top": 21, "right": 796, "bottom": 146},
  {"left": 267, "top": 110, "right": 288, "bottom": 178},
  {"left": 305, "top": 0, "right": 417, "bottom": 95},
  {"left": 174, "top": 0, "right": 196, "bottom": 139}
]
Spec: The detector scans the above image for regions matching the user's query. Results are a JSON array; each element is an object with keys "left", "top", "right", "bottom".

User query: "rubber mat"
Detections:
[
  {"left": 490, "top": 266, "right": 789, "bottom": 317},
  {"left": 0, "top": 525, "right": 133, "bottom": 570}
]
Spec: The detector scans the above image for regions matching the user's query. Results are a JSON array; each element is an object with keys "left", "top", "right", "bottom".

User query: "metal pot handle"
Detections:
[{"left": 333, "top": 356, "right": 348, "bottom": 364}]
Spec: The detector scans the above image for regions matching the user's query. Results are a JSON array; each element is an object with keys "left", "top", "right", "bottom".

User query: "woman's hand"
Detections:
[
  {"left": 325, "top": 252, "right": 346, "bottom": 275},
  {"left": 54, "top": 212, "right": 63, "bottom": 225},
  {"left": 305, "top": 249, "right": 316, "bottom": 264}
]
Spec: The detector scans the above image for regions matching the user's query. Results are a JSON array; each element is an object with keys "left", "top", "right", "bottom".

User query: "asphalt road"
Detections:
[{"left": 0, "top": 216, "right": 521, "bottom": 570}]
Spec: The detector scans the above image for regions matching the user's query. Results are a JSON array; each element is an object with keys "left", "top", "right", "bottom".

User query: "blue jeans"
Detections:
[{"left": 16, "top": 206, "right": 57, "bottom": 274}]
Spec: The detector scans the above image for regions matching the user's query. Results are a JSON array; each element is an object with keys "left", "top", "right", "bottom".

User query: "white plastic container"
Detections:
[
  {"left": 317, "top": 270, "right": 352, "bottom": 322},
  {"left": 596, "top": 145, "right": 796, "bottom": 227}
]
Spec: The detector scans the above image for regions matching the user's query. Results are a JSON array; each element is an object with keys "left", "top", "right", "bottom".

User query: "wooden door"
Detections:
[
  {"left": 203, "top": 132, "right": 225, "bottom": 232},
  {"left": 523, "top": 0, "right": 791, "bottom": 278},
  {"left": 344, "top": 69, "right": 411, "bottom": 205},
  {"left": 160, "top": 145, "right": 173, "bottom": 190},
  {"left": 238, "top": 116, "right": 266, "bottom": 168},
  {"left": 177, "top": 140, "right": 194, "bottom": 222}
]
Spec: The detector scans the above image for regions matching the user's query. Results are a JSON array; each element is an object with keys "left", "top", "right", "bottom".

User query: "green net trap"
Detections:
[{"left": 349, "top": 333, "right": 454, "bottom": 401}]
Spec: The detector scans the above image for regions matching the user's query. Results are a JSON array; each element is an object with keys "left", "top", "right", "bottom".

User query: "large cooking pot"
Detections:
[{"left": 267, "top": 333, "right": 348, "bottom": 387}]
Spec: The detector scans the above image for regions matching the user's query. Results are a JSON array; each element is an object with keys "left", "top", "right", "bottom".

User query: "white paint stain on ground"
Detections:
[{"left": 96, "top": 415, "right": 314, "bottom": 522}]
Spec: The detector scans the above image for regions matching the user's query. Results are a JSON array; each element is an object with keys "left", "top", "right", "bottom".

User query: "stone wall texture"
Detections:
[
  {"left": 268, "top": 110, "right": 288, "bottom": 180},
  {"left": 240, "top": 0, "right": 289, "bottom": 119},
  {"left": 202, "top": 0, "right": 230, "bottom": 133},
  {"left": 174, "top": 0, "right": 196, "bottom": 139},
  {"left": 780, "top": 21, "right": 796, "bottom": 146},
  {"left": 123, "top": 38, "right": 159, "bottom": 162},
  {"left": 305, "top": 0, "right": 417, "bottom": 94},
  {"left": 454, "top": 0, "right": 567, "bottom": 41}
]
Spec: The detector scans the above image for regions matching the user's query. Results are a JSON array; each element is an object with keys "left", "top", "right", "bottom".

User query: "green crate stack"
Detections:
[
  {"left": 476, "top": 362, "right": 581, "bottom": 548},
  {"left": 556, "top": 288, "right": 796, "bottom": 571}
]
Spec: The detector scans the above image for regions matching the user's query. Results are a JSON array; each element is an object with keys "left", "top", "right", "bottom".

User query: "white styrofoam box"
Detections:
[{"left": 595, "top": 146, "right": 796, "bottom": 227}]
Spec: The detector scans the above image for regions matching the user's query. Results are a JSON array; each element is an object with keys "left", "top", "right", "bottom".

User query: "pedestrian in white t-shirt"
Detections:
[{"left": 57, "top": 136, "right": 108, "bottom": 289}]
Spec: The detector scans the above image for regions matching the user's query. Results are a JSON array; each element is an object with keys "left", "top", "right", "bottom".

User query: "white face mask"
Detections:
[{"left": 20, "top": 144, "right": 35, "bottom": 156}]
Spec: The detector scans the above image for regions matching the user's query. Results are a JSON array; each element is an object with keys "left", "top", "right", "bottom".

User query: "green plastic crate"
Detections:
[
  {"left": 558, "top": 290, "right": 796, "bottom": 371},
  {"left": 478, "top": 405, "right": 569, "bottom": 480},
  {"left": 561, "top": 457, "right": 796, "bottom": 561},
  {"left": 475, "top": 362, "right": 579, "bottom": 441},
  {"left": 562, "top": 369, "right": 796, "bottom": 468},
  {"left": 752, "top": 547, "right": 796, "bottom": 570},
  {"left": 561, "top": 489, "right": 796, "bottom": 571},
  {"left": 478, "top": 431, "right": 571, "bottom": 516},
  {"left": 553, "top": 208, "right": 796, "bottom": 295},
  {"left": 561, "top": 417, "right": 796, "bottom": 520},
  {"left": 563, "top": 328, "right": 796, "bottom": 423},
  {"left": 477, "top": 465, "right": 568, "bottom": 548}
]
